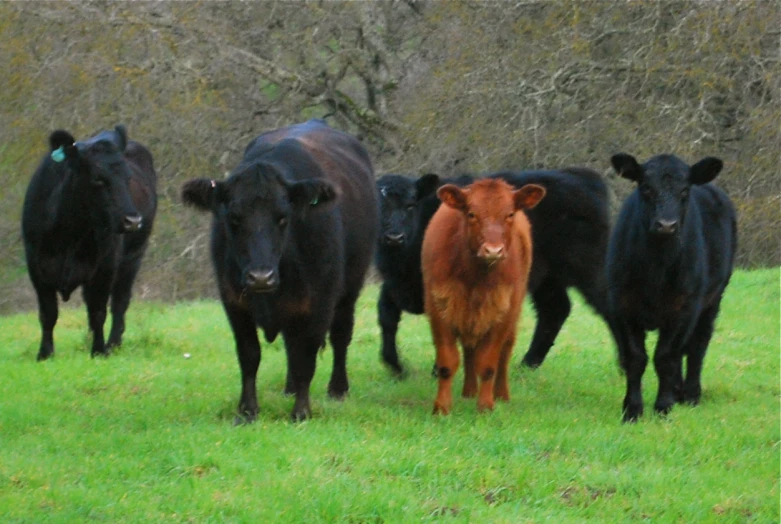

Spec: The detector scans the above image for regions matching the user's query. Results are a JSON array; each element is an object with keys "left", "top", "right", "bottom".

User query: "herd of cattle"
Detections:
[{"left": 20, "top": 119, "right": 737, "bottom": 424}]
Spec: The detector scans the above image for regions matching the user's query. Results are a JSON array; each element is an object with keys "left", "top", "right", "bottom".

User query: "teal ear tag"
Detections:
[
  {"left": 51, "top": 146, "right": 66, "bottom": 163},
  {"left": 310, "top": 196, "right": 319, "bottom": 206}
]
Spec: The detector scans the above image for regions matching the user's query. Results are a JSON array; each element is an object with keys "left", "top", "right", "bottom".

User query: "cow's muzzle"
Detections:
[
  {"left": 245, "top": 268, "right": 278, "bottom": 293},
  {"left": 477, "top": 244, "right": 506, "bottom": 265},
  {"left": 123, "top": 214, "right": 143, "bottom": 232},
  {"left": 382, "top": 232, "right": 405, "bottom": 246}
]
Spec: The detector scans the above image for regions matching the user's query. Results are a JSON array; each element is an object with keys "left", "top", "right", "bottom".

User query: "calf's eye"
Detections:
[{"left": 278, "top": 217, "right": 288, "bottom": 228}]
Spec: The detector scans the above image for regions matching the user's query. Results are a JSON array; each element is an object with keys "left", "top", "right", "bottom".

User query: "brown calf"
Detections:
[{"left": 422, "top": 178, "right": 545, "bottom": 414}]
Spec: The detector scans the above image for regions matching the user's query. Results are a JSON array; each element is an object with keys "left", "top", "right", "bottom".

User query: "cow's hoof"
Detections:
[{"left": 327, "top": 386, "right": 348, "bottom": 401}]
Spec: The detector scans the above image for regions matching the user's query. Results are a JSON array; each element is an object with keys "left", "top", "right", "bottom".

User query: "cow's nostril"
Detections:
[
  {"left": 246, "top": 269, "right": 277, "bottom": 292},
  {"left": 384, "top": 233, "right": 405, "bottom": 245},
  {"left": 654, "top": 220, "right": 677, "bottom": 234},
  {"left": 123, "top": 215, "right": 142, "bottom": 232}
]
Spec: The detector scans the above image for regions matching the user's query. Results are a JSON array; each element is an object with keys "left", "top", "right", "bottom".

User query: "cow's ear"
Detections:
[
  {"left": 415, "top": 173, "right": 440, "bottom": 200},
  {"left": 611, "top": 153, "right": 643, "bottom": 182},
  {"left": 114, "top": 124, "right": 128, "bottom": 152},
  {"left": 48, "top": 130, "right": 78, "bottom": 163},
  {"left": 690, "top": 157, "right": 722, "bottom": 185},
  {"left": 437, "top": 184, "right": 467, "bottom": 211},
  {"left": 288, "top": 179, "right": 338, "bottom": 209},
  {"left": 513, "top": 184, "right": 546, "bottom": 210},
  {"left": 182, "top": 178, "right": 222, "bottom": 212}
]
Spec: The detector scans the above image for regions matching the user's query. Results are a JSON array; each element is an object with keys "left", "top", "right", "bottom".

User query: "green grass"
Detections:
[{"left": 0, "top": 269, "right": 778, "bottom": 522}]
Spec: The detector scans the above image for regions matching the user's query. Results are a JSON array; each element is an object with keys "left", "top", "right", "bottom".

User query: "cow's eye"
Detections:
[
  {"left": 681, "top": 188, "right": 690, "bottom": 199},
  {"left": 406, "top": 204, "right": 416, "bottom": 212},
  {"left": 640, "top": 184, "right": 654, "bottom": 198},
  {"left": 507, "top": 212, "right": 515, "bottom": 220},
  {"left": 92, "top": 178, "right": 106, "bottom": 187},
  {"left": 278, "top": 217, "right": 288, "bottom": 228},
  {"left": 467, "top": 211, "right": 476, "bottom": 220}
]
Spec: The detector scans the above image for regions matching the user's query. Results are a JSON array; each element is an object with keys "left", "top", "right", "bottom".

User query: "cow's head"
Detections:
[
  {"left": 376, "top": 173, "right": 440, "bottom": 247},
  {"left": 611, "top": 153, "right": 723, "bottom": 236},
  {"left": 181, "top": 165, "right": 337, "bottom": 293},
  {"left": 49, "top": 125, "right": 142, "bottom": 233},
  {"left": 437, "top": 179, "right": 545, "bottom": 266}
]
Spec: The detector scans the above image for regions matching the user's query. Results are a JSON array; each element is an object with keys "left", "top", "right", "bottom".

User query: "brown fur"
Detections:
[{"left": 422, "top": 178, "right": 545, "bottom": 414}]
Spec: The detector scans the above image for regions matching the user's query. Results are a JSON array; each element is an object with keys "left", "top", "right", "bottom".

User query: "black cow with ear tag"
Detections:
[{"left": 22, "top": 125, "right": 157, "bottom": 360}]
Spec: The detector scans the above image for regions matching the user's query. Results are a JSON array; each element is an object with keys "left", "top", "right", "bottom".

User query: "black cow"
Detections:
[
  {"left": 22, "top": 125, "right": 157, "bottom": 360},
  {"left": 607, "top": 153, "right": 736, "bottom": 422},
  {"left": 181, "top": 119, "right": 378, "bottom": 423},
  {"left": 376, "top": 168, "right": 610, "bottom": 376}
]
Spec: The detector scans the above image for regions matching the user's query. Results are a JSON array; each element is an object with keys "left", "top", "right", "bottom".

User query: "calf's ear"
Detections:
[
  {"left": 415, "top": 173, "right": 440, "bottom": 200},
  {"left": 437, "top": 184, "right": 468, "bottom": 211},
  {"left": 611, "top": 153, "right": 643, "bottom": 182},
  {"left": 514, "top": 184, "right": 546, "bottom": 210},
  {"left": 689, "top": 157, "right": 722, "bottom": 185},
  {"left": 48, "top": 130, "right": 78, "bottom": 163},
  {"left": 182, "top": 178, "right": 222, "bottom": 212},
  {"left": 288, "top": 179, "right": 338, "bottom": 209}
]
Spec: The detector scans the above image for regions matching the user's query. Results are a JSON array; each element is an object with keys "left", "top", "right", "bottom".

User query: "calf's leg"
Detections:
[
  {"left": 653, "top": 325, "right": 688, "bottom": 416},
  {"left": 682, "top": 305, "right": 720, "bottom": 406},
  {"left": 493, "top": 339, "right": 514, "bottom": 402},
  {"left": 611, "top": 317, "right": 648, "bottom": 422},
  {"left": 378, "top": 284, "right": 405, "bottom": 377},
  {"left": 430, "top": 312, "right": 459, "bottom": 415}
]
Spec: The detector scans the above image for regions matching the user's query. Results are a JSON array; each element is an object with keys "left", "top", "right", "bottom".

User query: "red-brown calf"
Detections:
[{"left": 421, "top": 179, "right": 545, "bottom": 414}]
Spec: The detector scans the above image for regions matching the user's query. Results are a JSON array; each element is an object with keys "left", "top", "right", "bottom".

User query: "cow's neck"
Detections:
[{"left": 50, "top": 170, "right": 96, "bottom": 241}]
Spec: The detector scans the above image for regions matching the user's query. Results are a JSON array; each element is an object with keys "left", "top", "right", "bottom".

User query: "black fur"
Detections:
[
  {"left": 22, "top": 125, "right": 157, "bottom": 359},
  {"left": 182, "top": 120, "right": 378, "bottom": 423},
  {"left": 375, "top": 168, "right": 610, "bottom": 376},
  {"left": 607, "top": 153, "right": 736, "bottom": 422}
]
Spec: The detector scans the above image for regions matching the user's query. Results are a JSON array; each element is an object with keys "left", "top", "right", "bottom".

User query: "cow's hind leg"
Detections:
[
  {"left": 35, "top": 285, "right": 58, "bottom": 361},
  {"left": 83, "top": 272, "right": 113, "bottom": 358},
  {"left": 493, "top": 339, "right": 514, "bottom": 402},
  {"left": 328, "top": 289, "right": 363, "bottom": 399},
  {"left": 378, "top": 284, "right": 406, "bottom": 378},
  {"left": 107, "top": 255, "right": 143, "bottom": 349},
  {"left": 521, "top": 279, "right": 570, "bottom": 368},
  {"left": 682, "top": 305, "right": 720, "bottom": 406}
]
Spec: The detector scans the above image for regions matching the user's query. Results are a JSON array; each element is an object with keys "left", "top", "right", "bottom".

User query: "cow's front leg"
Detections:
[{"left": 225, "top": 303, "right": 262, "bottom": 424}]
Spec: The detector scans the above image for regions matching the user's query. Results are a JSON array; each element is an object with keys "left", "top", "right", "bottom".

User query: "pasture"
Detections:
[{"left": 0, "top": 268, "right": 778, "bottom": 522}]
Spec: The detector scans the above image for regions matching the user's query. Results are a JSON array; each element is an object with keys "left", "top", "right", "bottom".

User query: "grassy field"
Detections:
[{"left": 0, "top": 268, "right": 778, "bottom": 522}]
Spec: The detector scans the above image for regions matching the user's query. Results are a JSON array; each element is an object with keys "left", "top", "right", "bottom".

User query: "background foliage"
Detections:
[{"left": 0, "top": 1, "right": 778, "bottom": 312}]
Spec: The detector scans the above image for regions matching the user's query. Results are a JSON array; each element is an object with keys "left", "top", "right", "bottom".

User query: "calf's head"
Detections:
[
  {"left": 611, "top": 153, "right": 723, "bottom": 236},
  {"left": 49, "top": 125, "right": 142, "bottom": 233},
  {"left": 181, "top": 165, "right": 337, "bottom": 293},
  {"left": 437, "top": 179, "right": 545, "bottom": 266},
  {"left": 377, "top": 173, "right": 439, "bottom": 247}
]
